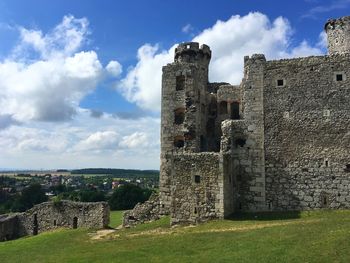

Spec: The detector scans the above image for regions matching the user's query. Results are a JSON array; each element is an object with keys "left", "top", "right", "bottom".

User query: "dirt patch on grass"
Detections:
[
  {"left": 124, "top": 219, "right": 322, "bottom": 238},
  {"left": 90, "top": 229, "right": 116, "bottom": 240}
]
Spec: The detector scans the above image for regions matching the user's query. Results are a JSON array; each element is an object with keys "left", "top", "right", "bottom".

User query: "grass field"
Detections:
[{"left": 0, "top": 210, "right": 350, "bottom": 262}]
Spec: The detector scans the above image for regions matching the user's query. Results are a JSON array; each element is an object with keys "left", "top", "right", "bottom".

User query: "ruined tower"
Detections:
[
  {"left": 325, "top": 16, "right": 350, "bottom": 55},
  {"left": 159, "top": 42, "right": 212, "bottom": 215}
]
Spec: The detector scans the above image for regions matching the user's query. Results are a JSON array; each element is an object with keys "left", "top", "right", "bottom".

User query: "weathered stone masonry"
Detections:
[
  {"left": 0, "top": 201, "right": 109, "bottom": 241},
  {"left": 124, "top": 16, "right": 350, "bottom": 226}
]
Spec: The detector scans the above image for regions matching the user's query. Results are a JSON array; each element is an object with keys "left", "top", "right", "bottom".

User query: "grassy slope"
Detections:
[{"left": 0, "top": 210, "right": 350, "bottom": 263}]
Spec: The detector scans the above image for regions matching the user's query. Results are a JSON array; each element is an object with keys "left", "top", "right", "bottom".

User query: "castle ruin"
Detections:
[
  {"left": 0, "top": 201, "right": 109, "bottom": 241},
  {"left": 156, "top": 16, "right": 350, "bottom": 225}
]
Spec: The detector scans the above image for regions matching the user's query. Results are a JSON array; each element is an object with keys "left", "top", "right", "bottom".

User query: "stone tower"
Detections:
[
  {"left": 159, "top": 42, "right": 212, "bottom": 213},
  {"left": 325, "top": 16, "right": 350, "bottom": 55}
]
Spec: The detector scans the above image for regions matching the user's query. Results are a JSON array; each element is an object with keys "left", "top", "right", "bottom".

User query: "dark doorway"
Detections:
[
  {"left": 73, "top": 217, "right": 78, "bottom": 229},
  {"left": 231, "top": 102, "right": 240, "bottom": 120},
  {"left": 33, "top": 214, "right": 38, "bottom": 235},
  {"left": 219, "top": 101, "right": 227, "bottom": 114}
]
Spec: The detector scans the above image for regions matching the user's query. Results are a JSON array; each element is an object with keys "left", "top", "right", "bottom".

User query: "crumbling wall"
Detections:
[
  {"left": 123, "top": 193, "right": 161, "bottom": 227},
  {"left": 0, "top": 201, "right": 109, "bottom": 242},
  {"left": 263, "top": 55, "right": 350, "bottom": 210},
  {"left": 0, "top": 214, "right": 19, "bottom": 241}
]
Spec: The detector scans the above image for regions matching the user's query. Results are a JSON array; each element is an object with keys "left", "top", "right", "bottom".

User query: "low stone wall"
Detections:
[
  {"left": 123, "top": 193, "right": 161, "bottom": 227},
  {"left": 0, "top": 214, "right": 19, "bottom": 241},
  {"left": 0, "top": 200, "right": 110, "bottom": 242}
]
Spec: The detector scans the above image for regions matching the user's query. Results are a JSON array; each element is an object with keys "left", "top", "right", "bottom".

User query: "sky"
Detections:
[{"left": 0, "top": 0, "right": 349, "bottom": 170}]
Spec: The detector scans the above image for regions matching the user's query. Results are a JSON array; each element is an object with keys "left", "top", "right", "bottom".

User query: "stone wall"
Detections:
[
  {"left": 238, "top": 54, "right": 267, "bottom": 211},
  {"left": 0, "top": 214, "right": 19, "bottom": 241},
  {"left": 263, "top": 54, "right": 350, "bottom": 210},
  {"left": 0, "top": 201, "right": 109, "bottom": 242},
  {"left": 170, "top": 153, "right": 224, "bottom": 225},
  {"left": 123, "top": 193, "right": 161, "bottom": 227}
]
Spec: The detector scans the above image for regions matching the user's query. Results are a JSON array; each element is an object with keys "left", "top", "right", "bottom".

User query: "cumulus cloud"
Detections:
[
  {"left": 16, "top": 15, "right": 89, "bottom": 59},
  {"left": 119, "top": 132, "right": 149, "bottom": 149},
  {"left": 0, "top": 111, "right": 161, "bottom": 169},
  {"left": 118, "top": 44, "right": 174, "bottom": 111},
  {"left": 75, "top": 130, "right": 120, "bottom": 151},
  {"left": 106, "top": 60, "right": 122, "bottom": 77},
  {"left": 118, "top": 12, "right": 326, "bottom": 112},
  {"left": 0, "top": 15, "right": 120, "bottom": 124}
]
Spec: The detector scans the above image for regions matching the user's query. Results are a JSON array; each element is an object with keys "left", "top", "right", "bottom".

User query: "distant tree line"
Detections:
[
  {"left": 0, "top": 182, "right": 153, "bottom": 214},
  {"left": 0, "top": 184, "right": 48, "bottom": 213},
  {"left": 71, "top": 168, "right": 159, "bottom": 179}
]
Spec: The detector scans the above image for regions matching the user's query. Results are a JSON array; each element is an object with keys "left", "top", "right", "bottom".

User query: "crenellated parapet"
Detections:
[{"left": 174, "top": 42, "right": 211, "bottom": 65}]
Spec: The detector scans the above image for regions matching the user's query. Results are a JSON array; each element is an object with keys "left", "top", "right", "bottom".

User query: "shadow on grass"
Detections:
[{"left": 227, "top": 210, "right": 301, "bottom": 221}]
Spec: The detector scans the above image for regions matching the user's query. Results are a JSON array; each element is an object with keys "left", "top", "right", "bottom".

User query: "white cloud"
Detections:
[
  {"left": 0, "top": 15, "right": 120, "bottom": 123},
  {"left": 0, "top": 51, "right": 102, "bottom": 122},
  {"left": 106, "top": 60, "right": 122, "bottom": 77},
  {"left": 317, "top": 31, "right": 328, "bottom": 50},
  {"left": 118, "top": 12, "right": 325, "bottom": 112},
  {"left": 17, "top": 15, "right": 89, "bottom": 59},
  {"left": 119, "top": 132, "right": 149, "bottom": 149},
  {"left": 118, "top": 44, "right": 174, "bottom": 111},
  {"left": 182, "top": 23, "right": 194, "bottom": 34},
  {"left": 0, "top": 111, "right": 160, "bottom": 169},
  {"left": 75, "top": 130, "right": 119, "bottom": 151}
]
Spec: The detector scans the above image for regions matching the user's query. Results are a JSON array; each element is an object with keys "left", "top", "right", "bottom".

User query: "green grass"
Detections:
[
  {"left": 109, "top": 210, "right": 124, "bottom": 228},
  {"left": 1, "top": 210, "right": 350, "bottom": 263}
]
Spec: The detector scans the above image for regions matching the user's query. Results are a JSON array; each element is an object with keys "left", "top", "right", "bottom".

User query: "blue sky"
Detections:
[{"left": 0, "top": 0, "right": 349, "bottom": 170}]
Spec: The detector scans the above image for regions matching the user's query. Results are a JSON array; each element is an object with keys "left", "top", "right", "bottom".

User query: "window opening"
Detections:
[
  {"left": 336, "top": 74, "right": 343, "bottom": 81},
  {"left": 230, "top": 102, "right": 240, "bottom": 120},
  {"left": 174, "top": 108, "right": 185, "bottom": 124},
  {"left": 194, "top": 175, "right": 201, "bottom": 183},
  {"left": 345, "top": 164, "right": 350, "bottom": 172},
  {"left": 277, "top": 79, "right": 284, "bottom": 87},
  {"left": 174, "top": 136, "right": 185, "bottom": 148},
  {"left": 176, "top": 75, "right": 185, "bottom": 91},
  {"left": 235, "top": 139, "right": 246, "bottom": 147}
]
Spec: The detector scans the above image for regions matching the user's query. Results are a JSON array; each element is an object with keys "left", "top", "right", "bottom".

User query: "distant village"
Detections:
[{"left": 0, "top": 169, "right": 159, "bottom": 214}]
